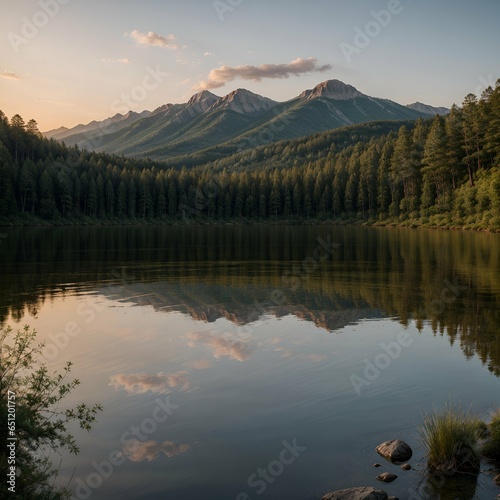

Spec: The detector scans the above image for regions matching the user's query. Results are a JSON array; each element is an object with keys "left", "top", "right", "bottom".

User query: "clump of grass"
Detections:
[
  {"left": 482, "top": 409, "right": 500, "bottom": 460},
  {"left": 418, "top": 403, "right": 484, "bottom": 473}
]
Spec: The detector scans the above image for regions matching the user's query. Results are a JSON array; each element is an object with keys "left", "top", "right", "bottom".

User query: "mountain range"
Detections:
[
  {"left": 44, "top": 79, "right": 449, "bottom": 161},
  {"left": 406, "top": 101, "right": 450, "bottom": 116}
]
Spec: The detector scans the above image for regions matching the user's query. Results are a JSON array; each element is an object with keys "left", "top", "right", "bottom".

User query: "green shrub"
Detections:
[
  {"left": 482, "top": 409, "right": 500, "bottom": 460},
  {"left": 418, "top": 403, "right": 484, "bottom": 473}
]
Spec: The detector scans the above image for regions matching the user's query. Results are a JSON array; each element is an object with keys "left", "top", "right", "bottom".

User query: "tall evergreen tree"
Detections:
[{"left": 422, "top": 116, "right": 450, "bottom": 210}]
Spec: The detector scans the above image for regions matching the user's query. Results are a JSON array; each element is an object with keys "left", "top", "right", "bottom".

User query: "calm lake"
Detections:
[{"left": 1, "top": 225, "right": 499, "bottom": 500}]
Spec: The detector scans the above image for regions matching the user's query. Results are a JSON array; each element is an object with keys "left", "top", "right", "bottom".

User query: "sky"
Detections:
[{"left": 1, "top": 0, "right": 499, "bottom": 131}]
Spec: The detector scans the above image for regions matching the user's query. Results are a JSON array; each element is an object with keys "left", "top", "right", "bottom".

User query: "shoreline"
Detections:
[{"left": 1, "top": 215, "right": 499, "bottom": 233}]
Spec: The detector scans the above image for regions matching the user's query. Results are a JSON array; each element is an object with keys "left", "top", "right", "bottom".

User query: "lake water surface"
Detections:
[{"left": 1, "top": 225, "right": 499, "bottom": 500}]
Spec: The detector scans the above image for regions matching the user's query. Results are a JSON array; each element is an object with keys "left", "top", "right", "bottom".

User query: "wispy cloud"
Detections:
[
  {"left": 184, "top": 358, "right": 212, "bottom": 370},
  {"left": 193, "top": 57, "right": 332, "bottom": 91},
  {"left": 122, "top": 439, "right": 190, "bottom": 462},
  {"left": 0, "top": 71, "right": 21, "bottom": 81},
  {"left": 109, "top": 371, "right": 190, "bottom": 394},
  {"left": 186, "top": 331, "right": 252, "bottom": 362},
  {"left": 101, "top": 57, "right": 130, "bottom": 64},
  {"left": 204, "top": 51, "right": 215, "bottom": 57},
  {"left": 129, "top": 30, "right": 178, "bottom": 50},
  {"left": 35, "top": 99, "right": 74, "bottom": 107}
]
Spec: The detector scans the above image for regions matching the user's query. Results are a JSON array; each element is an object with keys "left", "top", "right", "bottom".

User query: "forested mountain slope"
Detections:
[
  {"left": 1, "top": 82, "right": 499, "bottom": 231},
  {"left": 52, "top": 80, "right": 428, "bottom": 160}
]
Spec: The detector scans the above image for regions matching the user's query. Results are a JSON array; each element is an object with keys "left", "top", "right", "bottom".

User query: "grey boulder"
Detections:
[
  {"left": 322, "top": 487, "right": 388, "bottom": 500},
  {"left": 375, "top": 440, "right": 413, "bottom": 463}
]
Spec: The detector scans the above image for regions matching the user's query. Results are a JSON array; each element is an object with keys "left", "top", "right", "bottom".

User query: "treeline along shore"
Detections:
[{"left": 1, "top": 82, "right": 500, "bottom": 231}]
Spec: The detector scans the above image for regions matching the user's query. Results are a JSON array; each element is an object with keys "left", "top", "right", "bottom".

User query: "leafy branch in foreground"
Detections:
[{"left": 0, "top": 325, "right": 102, "bottom": 499}]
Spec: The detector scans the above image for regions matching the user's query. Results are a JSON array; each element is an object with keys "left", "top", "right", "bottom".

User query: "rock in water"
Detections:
[
  {"left": 494, "top": 473, "right": 500, "bottom": 485},
  {"left": 376, "top": 472, "right": 398, "bottom": 483},
  {"left": 375, "top": 440, "right": 413, "bottom": 463},
  {"left": 373, "top": 463, "right": 382, "bottom": 468},
  {"left": 322, "top": 487, "right": 388, "bottom": 500},
  {"left": 401, "top": 464, "right": 412, "bottom": 471}
]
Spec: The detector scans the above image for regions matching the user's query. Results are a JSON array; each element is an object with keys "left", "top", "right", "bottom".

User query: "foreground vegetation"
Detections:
[
  {"left": 418, "top": 403, "right": 486, "bottom": 473},
  {"left": 483, "top": 410, "right": 500, "bottom": 460},
  {"left": 1, "top": 81, "right": 500, "bottom": 230},
  {"left": 0, "top": 325, "right": 102, "bottom": 498},
  {"left": 418, "top": 402, "right": 500, "bottom": 480}
]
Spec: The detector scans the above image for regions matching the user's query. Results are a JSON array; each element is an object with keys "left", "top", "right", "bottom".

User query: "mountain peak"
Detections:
[
  {"left": 208, "top": 88, "right": 278, "bottom": 114},
  {"left": 299, "top": 79, "right": 364, "bottom": 101},
  {"left": 187, "top": 90, "right": 219, "bottom": 109},
  {"left": 45, "top": 78, "right": 432, "bottom": 156}
]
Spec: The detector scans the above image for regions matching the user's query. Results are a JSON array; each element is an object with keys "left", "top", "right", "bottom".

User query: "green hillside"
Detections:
[{"left": 1, "top": 81, "right": 499, "bottom": 231}]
